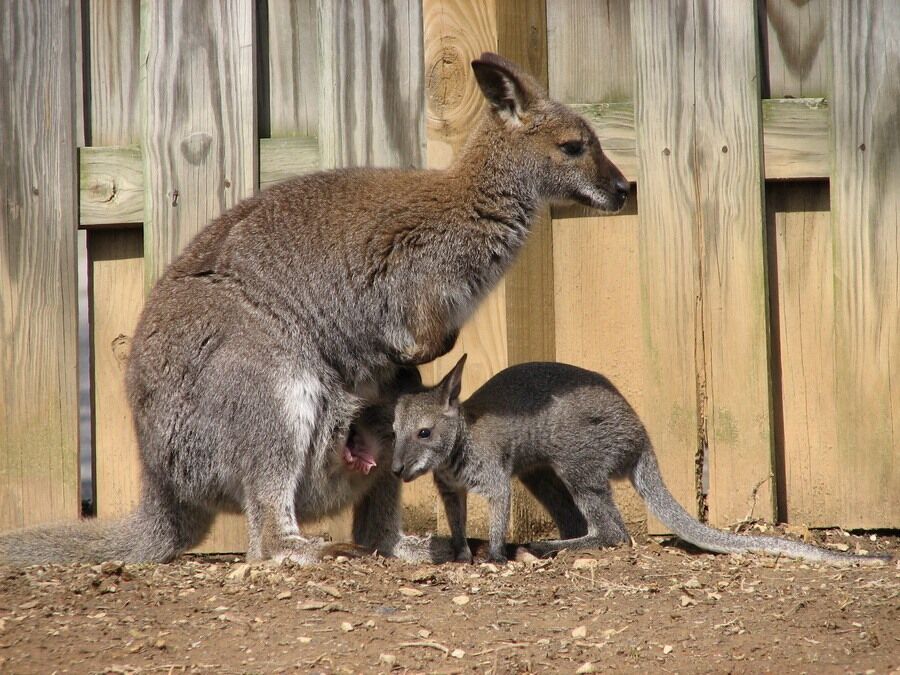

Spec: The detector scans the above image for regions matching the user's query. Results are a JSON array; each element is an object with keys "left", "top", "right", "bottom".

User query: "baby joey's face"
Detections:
[{"left": 391, "top": 392, "right": 458, "bottom": 482}]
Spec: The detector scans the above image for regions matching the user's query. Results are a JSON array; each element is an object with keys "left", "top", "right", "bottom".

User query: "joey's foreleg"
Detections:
[
  {"left": 434, "top": 474, "right": 472, "bottom": 562},
  {"left": 486, "top": 485, "right": 511, "bottom": 563}
]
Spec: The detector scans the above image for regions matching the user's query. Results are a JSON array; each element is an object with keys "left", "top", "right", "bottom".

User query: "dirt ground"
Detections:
[{"left": 0, "top": 526, "right": 897, "bottom": 675}]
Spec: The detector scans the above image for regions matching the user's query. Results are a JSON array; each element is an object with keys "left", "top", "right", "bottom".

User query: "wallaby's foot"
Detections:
[
  {"left": 453, "top": 545, "right": 473, "bottom": 563},
  {"left": 266, "top": 534, "right": 328, "bottom": 565}
]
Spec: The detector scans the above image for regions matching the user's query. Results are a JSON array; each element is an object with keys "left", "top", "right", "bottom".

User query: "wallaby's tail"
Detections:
[
  {"left": 630, "top": 449, "right": 891, "bottom": 566},
  {"left": 0, "top": 490, "right": 212, "bottom": 566}
]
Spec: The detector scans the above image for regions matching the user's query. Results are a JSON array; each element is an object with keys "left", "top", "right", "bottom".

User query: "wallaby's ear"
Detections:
[
  {"left": 471, "top": 53, "right": 537, "bottom": 124},
  {"left": 438, "top": 354, "right": 467, "bottom": 412}
]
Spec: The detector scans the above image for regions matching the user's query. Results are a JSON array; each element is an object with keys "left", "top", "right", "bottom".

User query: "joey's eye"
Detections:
[
  {"left": 559, "top": 140, "right": 586, "bottom": 157},
  {"left": 417, "top": 428, "right": 432, "bottom": 439}
]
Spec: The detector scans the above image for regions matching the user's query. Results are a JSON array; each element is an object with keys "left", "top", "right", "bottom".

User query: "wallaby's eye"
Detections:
[
  {"left": 417, "top": 428, "right": 432, "bottom": 439},
  {"left": 559, "top": 140, "right": 586, "bottom": 158}
]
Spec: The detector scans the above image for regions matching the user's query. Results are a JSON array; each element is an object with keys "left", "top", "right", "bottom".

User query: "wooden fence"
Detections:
[{"left": 1, "top": 0, "right": 897, "bottom": 553}]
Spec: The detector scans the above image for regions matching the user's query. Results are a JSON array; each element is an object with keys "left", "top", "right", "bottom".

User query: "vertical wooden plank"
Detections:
[
  {"left": 768, "top": 182, "right": 845, "bottom": 525},
  {"left": 267, "top": 0, "right": 317, "bottom": 138},
  {"left": 317, "top": 0, "right": 426, "bottom": 539},
  {"left": 88, "top": 231, "right": 145, "bottom": 517},
  {"left": 548, "top": 0, "right": 646, "bottom": 534},
  {"left": 693, "top": 1, "right": 774, "bottom": 527},
  {"left": 423, "top": 0, "right": 502, "bottom": 538},
  {"left": 553, "top": 202, "right": 648, "bottom": 533},
  {"left": 763, "top": 0, "right": 829, "bottom": 98},
  {"left": 87, "top": 0, "right": 145, "bottom": 521},
  {"left": 632, "top": 0, "right": 775, "bottom": 530},
  {"left": 142, "top": 0, "right": 257, "bottom": 551},
  {"left": 318, "top": 0, "right": 425, "bottom": 170},
  {"left": 0, "top": 0, "right": 81, "bottom": 531},
  {"left": 828, "top": 0, "right": 900, "bottom": 528},
  {"left": 630, "top": 0, "right": 702, "bottom": 531},
  {"left": 547, "top": 0, "right": 633, "bottom": 103}
]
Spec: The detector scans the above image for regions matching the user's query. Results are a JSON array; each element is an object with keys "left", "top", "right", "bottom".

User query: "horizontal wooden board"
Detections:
[{"left": 79, "top": 100, "right": 829, "bottom": 226}]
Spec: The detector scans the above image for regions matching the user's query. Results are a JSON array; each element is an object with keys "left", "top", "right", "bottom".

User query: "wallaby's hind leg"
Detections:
[
  {"left": 528, "top": 483, "right": 629, "bottom": 557},
  {"left": 518, "top": 467, "right": 588, "bottom": 539}
]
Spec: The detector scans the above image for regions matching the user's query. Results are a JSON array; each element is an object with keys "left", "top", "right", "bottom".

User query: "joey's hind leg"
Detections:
[
  {"left": 519, "top": 467, "right": 588, "bottom": 539},
  {"left": 528, "top": 483, "right": 629, "bottom": 557}
]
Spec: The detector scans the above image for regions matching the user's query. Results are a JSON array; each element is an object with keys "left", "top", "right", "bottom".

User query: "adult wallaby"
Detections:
[
  {"left": 391, "top": 357, "right": 890, "bottom": 566},
  {"left": 0, "top": 53, "right": 628, "bottom": 565}
]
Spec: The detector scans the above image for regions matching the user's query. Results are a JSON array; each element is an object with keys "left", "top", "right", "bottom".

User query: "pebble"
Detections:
[
  {"left": 276, "top": 591, "right": 292, "bottom": 600},
  {"left": 571, "top": 625, "right": 587, "bottom": 638},
  {"left": 399, "top": 587, "right": 424, "bottom": 597},
  {"left": 451, "top": 648, "right": 465, "bottom": 659},
  {"left": 226, "top": 564, "right": 251, "bottom": 582},
  {"left": 576, "top": 662, "right": 598, "bottom": 674},
  {"left": 379, "top": 653, "right": 397, "bottom": 667},
  {"left": 452, "top": 595, "right": 470, "bottom": 606}
]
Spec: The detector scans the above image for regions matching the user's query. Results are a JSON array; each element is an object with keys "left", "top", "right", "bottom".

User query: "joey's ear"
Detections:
[
  {"left": 471, "top": 53, "right": 537, "bottom": 123},
  {"left": 437, "top": 354, "right": 467, "bottom": 411}
]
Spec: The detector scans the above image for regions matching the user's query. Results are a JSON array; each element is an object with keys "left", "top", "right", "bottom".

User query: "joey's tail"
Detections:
[
  {"left": 630, "top": 449, "right": 891, "bottom": 566},
  {"left": 0, "top": 491, "right": 213, "bottom": 565}
]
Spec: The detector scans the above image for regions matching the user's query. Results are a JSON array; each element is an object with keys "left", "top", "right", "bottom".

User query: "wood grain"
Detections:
[
  {"left": 86, "top": 0, "right": 145, "bottom": 527},
  {"left": 0, "top": 0, "right": 81, "bottom": 531},
  {"left": 267, "top": 0, "right": 318, "bottom": 137},
  {"left": 763, "top": 0, "right": 829, "bottom": 98},
  {"left": 692, "top": 1, "right": 774, "bottom": 527},
  {"left": 88, "top": 231, "right": 145, "bottom": 518},
  {"left": 631, "top": 0, "right": 775, "bottom": 531},
  {"left": 259, "top": 136, "right": 320, "bottom": 189},
  {"left": 142, "top": 0, "right": 257, "bottom": 552},
  {"left": 767, "top": 182, "right": 845, "bottom": 525},
  {"left": 828, "top": 0, "right": 900, "bottom": 528},
  {"left": 761, "top": 98, "right": 830, "bottom": 180},
  {"left": 548, "top": 0, "right": 633, "bottom": 103},
  {"left": 318, "top": 0, "right": 425, "bottom": 170},
  {"left": 552, "top": 199, "right": 648, "bottom": 533},
  {"left": 80, "top": 145, "right": 144, "bottom": 225}
]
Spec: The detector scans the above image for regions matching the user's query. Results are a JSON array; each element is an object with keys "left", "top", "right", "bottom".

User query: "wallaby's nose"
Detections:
[
  {"left": 613, "top": 176, "right": 630, "bottom": 203},
  {"left": 392, "top": 464, "right": 404, "bottom": 478}
]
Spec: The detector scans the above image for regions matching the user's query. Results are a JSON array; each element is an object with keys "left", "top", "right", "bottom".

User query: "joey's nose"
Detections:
[{"left": 392, "top": 465, "right": 404, "bottom": 478}]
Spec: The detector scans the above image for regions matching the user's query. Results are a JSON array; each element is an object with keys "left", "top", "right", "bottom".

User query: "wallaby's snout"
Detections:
[{"left": 470, "top": 52, "right": 629, "bottom": 215}]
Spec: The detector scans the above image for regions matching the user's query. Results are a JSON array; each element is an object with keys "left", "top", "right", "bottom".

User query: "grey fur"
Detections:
[
  {"left": 0, "top": 53, "right": 627, "bottom": 565},
  {"left": 392, "top": 358, "right": 891, "bottom": 566}
]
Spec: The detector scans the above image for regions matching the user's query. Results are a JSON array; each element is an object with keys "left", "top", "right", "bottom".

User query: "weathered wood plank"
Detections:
[
  {"left": 552, "top": 200, "right": 648, "bottom": 534},
  {"left": 547, "top": 0, "right": 645, "bottom": 535},
  {"left": 763, "top": 0, "right": 829, "bottom": 98},
  {"left": 548, "top": 0, "right": 633, "bottom": 103},
  {"left": 761, "top": 98, "right": 830, "bottom": 181},
  {"left": 90, "top": 0, "right": 142, "bottom": 146},
  {"left": 318, "top": 0, "right": 425, "bottom": 170},
  {"left": 267, "top": 0, "right": 318, "bottom": 137},
  {"left": 88, "top": 230, "right": 145, "bottom": 518},
  {"left": 259, "top": 136, "right": 319, "bottom": 189},
  {"left": 630, "top": 0, "right": 702, "bottom": 532},
  {"left": 80, "top": 145, "right": 144, "bottom": 225},
  {"left": 767, "top": 182, "right": 845, "bottom": 525},
  {"left": 423, "top": 0, "right": 501, "bottom": 539},
  {"left": 142, "top": 0, "right": 257, "bottom": 552},
  {"left": 86, "top": 0, "right": 145, "bottom": 526},
  {"left": 692, "top": 1, "right": 774, "bottom": 527},
  {"left": 828, "top": 0, "right": 900, "bottom": 528},
  {"left": 0, "top": 0, "right": 81, "bottom": 531},
  {"left": 78, "top": 100, "right": 832, "bottom": 227},
  {"left": 631, "top": 0, "right": 775, "bottom": 530}
]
